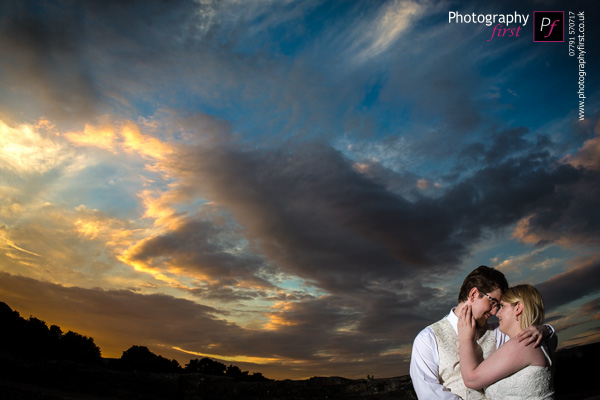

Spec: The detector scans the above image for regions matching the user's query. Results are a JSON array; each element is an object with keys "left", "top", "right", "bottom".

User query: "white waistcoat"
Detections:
[{"left": 430, "top": 318, "right": 496, "bottom": 400}]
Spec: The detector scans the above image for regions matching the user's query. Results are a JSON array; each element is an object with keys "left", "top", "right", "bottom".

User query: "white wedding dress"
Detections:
[{"left": 483, "top": 344, "right": 554, "bottom": 399}]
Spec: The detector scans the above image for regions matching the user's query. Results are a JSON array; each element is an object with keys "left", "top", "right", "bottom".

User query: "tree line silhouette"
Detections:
[{"left": 0, "top": 302, "right": 269, "bottom": 382}]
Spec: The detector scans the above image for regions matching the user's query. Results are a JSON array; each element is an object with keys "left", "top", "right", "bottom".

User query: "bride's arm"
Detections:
[{"left": 457, "top": 306, "right": 532, "bottom": 390}]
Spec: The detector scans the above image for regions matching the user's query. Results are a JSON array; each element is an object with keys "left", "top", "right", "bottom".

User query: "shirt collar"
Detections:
[{"left": 447, "top": 308, "right": 460, "bottom": 335}]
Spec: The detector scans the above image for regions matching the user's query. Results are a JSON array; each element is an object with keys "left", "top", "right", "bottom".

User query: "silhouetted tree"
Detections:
[
  {"left": 59, "top": 331, "right": 102, "bottom": 364},
  {"left": 25, "top": 317, "right": 61, "bottom": 358},
  {"left": 226, "top": 364, "right": 249, "bottom": 380},
  {"left": 119, "top": 345, "right": 181, "bottom": 373},
  {"left": 184, "top": 357, "right": 226, "bottom": 375},
  {"left": 0, "top": 302, "right": 101, "bottom": 364},
  {"left": 0, "top": 302, "right": 26, "bottom": 353},
  {"left": 247, "top": 372, "right": 269, "bottom": 382}
]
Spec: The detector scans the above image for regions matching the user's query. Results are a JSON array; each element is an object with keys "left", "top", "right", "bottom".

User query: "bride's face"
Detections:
[{"left": 496, "top": 301, "right": 516, "bottom": 333}]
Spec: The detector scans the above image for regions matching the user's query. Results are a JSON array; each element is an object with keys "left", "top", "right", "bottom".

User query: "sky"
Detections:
[{"left": 0, "top": 0, "right": 599, "bottom": 380}]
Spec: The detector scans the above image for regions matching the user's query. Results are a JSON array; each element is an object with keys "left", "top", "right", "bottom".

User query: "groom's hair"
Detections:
[{"left": 457, "top": 265, "right": 508, "bottom": 303}]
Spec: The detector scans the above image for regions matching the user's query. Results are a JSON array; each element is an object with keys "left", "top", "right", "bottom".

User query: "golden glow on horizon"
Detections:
[{"left": 172, "top": 346, "right": 285, "bottom": 365}]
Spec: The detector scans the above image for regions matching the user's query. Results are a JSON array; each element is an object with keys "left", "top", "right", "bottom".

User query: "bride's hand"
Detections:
[{"left": 457, "top": 305, "right": 476, "bottom": 341}]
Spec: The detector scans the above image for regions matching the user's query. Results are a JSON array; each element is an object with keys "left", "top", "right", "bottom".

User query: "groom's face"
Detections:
[{"left": 472, "top": 288, "right": 502, "bottom": 327}]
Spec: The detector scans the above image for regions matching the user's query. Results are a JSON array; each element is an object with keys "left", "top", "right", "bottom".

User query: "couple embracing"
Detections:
[{"left": 410, "top": 266, "right": 555, "bottom": 399}]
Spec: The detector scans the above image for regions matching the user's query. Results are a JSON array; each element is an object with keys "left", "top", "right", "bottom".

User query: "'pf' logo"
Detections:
[{"left": 533, "top": 11, "right": 564, "bottom": 42}]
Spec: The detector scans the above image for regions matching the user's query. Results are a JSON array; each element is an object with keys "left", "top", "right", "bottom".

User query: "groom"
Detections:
[{"left": 409, "top": 266, "right": 553, "bottom": 399}]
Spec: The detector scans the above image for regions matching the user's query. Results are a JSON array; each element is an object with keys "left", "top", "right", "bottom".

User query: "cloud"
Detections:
[
  {"left": 65, "top": 121, "right": 174, "bottom": 164},
  {"left": 536, "top": 255, "right": 600, "bottom": 311},
  {"left": 0, "top": 201, "right": 145, "bottom": 287},
  {"left": 564, "top": 133, "right": 600, "bottom": 171},
  {"left": 351, "top": 0, "right": 426, "bottom": 63},
  {"left": 168, "top": 140, "right": 463, "bottom": 289},
  {"left": 510, "top": 166, "right": 600, "bottom": 247},
  {"left": 137, "top": 113, "right": 598, "bottom": 306},
  {"left": 543, "top": 296, "right": 600, "bottom": 348},
  {"left": 492, "top": 246, "right": 558, "bottom": 275},
  {"left": 0, "top": 1, "right": 104, "bottom": 120},
  {"left": 121, "top": 217, "right": 277, "bottom": 296},
  {"left": 439, "top": 128, "right": 600, "bottom": 248},
  {"left": 0, "top": 119, "right": 73, "bottom": 175}
]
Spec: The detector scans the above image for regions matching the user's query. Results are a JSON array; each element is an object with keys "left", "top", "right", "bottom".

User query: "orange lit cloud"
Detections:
[
  {"left": 263, "top": 301, "right": 300, "bottom": 330},
  {"left": 73, "top": 205, "right": 143, "bottom": 250},
  {"left": 121, "top": 122, "right": 173, "bottom": 160},
  {"left": 64, "top": 120, "right": 174, "bottom": 161},
  {"left": 563, "top": 134, "right": 600, "bottom": 171},
  {"left": 117, "top": 243, "right": 185, "bottom": 288},
  {"left": 511, "top": 215, "right": 536, "bottom": 244},
  {"left": 138, "top": 188, "right": 185, "bottom": 229},
  {"left": 64, "top": 123, "right": 118, "bottom": 152}
]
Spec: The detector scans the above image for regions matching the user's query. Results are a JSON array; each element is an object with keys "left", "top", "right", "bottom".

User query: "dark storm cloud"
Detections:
[
  {"left": 128, "top": 218, "right": 276, "bottom": 299},
  {"left": 0, "top": 0, "right": 236, "bottom": 122},
  {"left": 448, "top": 128, "right": 600, "bottom": 248},
  {"left": 0, "top": 0, "right": 338, "bottom": 133},
  {"left": 187, "top": 284, "right": 264, "bottom": 303},
  {"left": 166, "top": 131, "right": 599, "bottom": 299},
  {"left": 472, "top": 127, "right": 530, "bottom": 165},
  {"left": 515, "top": 167, "right": 600, "bottom": 246},
  {"left": 0, "top": 1, "right": 101, "bottom": 119},
  {"left": 169, "top": 141, "right": 466, "bottom": 294},
  {"left": 536, "top": 257, "right": 600, "bottom": 311}
]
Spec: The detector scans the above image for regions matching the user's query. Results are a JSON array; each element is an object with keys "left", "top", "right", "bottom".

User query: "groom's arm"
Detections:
[{"left": 410, "top": 328, "right": 462, "bottom": 400}]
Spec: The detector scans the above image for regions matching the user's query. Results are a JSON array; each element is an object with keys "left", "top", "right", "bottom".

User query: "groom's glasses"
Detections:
[{"left": 481, "top": 292, "right": 500, "bottom": 311}]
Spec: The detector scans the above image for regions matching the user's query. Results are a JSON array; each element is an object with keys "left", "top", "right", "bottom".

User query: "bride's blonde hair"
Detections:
[{"left": 501, "top": 284, "right": 545, "bottom": 330}]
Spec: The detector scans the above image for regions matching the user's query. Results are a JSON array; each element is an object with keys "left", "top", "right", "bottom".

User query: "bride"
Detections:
[{"left": 457, "top": 284, "right": 554, "bottom": 399}]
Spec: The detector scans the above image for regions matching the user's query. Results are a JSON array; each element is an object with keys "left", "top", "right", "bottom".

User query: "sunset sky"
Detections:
[{"left": 0, "top": 0, "right": 599, "bottom": 380}]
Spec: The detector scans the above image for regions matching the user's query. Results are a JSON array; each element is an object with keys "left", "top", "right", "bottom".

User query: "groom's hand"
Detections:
[{"left": 516, "top": 325, "right": 547, "bottom": 347}]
